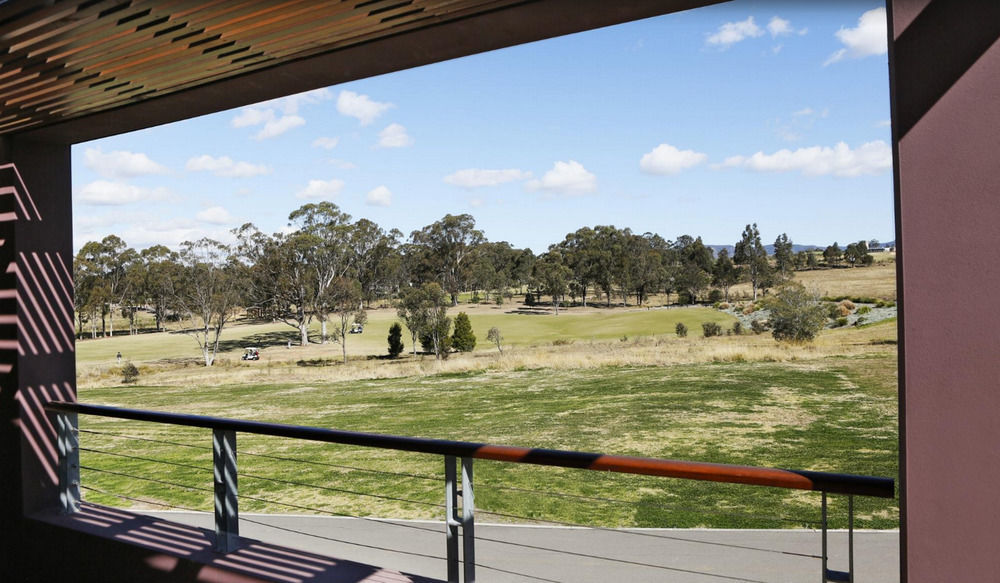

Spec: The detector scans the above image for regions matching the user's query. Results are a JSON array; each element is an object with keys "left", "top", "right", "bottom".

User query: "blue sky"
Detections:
[{"left": 71, "top": 1, "right": 892, "bottom": 254}]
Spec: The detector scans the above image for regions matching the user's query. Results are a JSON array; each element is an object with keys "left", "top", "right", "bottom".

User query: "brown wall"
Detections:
[{"left": 890, "top": 1, "right": 1000, "bottom": 580}]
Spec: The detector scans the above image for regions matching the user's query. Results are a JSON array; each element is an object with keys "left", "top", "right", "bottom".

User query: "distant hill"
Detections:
[
  {"left": 707, "top": 241, "right": 894, "bottom": 256},
  {"left": 708, "top": 244, "right": 821, "bottom": 256}
]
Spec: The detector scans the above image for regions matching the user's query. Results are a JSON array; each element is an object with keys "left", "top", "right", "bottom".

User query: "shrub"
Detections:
[
  {"left": 495, "top": 294, "right": 504, "bottom": 305},
  {"left": 718, "top": 302, "right": 731, "bottom": 310},
  {"left": 731, "top": 321, "right": 743, "bottom": 335},
  {"left": 708, "top": 289, "right": 723, "bottom": 303},
  {"left": 857, "top": 305, "right": 872, "bottom": 315},
  {"left": 387, "top": 322, "right": 404, "bottom": 358},
  {"left": 677, "top": 290, "right": 694, "bottom": 305},
  {"left": 524, "top": 292, "right": 536, "bottom": 306},
  {"left": 742, "top": 305, "right": 755, "bottom": 315},
  {"left": 121, "top": 361, "right": 139, "bottom": 384},
  {"left": 470, "top": 292, "right": 480, "bottom": 304},
  {"left": 701, "top": 322, "right": 723, "bottom": 337},
  {"left": 451, "top": 312, "right": 476, "bottom": 352},
  {"left": 839, "top": 299, "right": 856, "bottom": 311},
  {"left": 750, "top": 319, "right": 768, "bottom": 334},
  {"left": 675, "top": 322, "right": 688, "bottom": 337},
  {"left": 833, "top": 317, "right": 849, "bottom": 327},
  {"left": 765, "top": 283, "right": 827, "bottom": 343},
  {"left": 854, "top": 317, "right": 867, "bottom": 326},
  {"left": 552, "top": 338, "right": 574, "bottom": 346}
]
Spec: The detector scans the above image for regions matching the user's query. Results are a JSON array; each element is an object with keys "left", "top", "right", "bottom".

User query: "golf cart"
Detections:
[
  {"left": 349, "top": 323, "right": 363, "bottom": 334},
  {"left": 241, "top": 347, "right": 260, "bottom": 361}
]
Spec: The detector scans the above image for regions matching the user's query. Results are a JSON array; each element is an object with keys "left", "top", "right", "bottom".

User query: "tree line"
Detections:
[{"left": 74, "top": 202, "right": 878, "bottom": 365}]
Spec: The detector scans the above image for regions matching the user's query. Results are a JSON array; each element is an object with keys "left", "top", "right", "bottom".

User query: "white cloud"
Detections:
[
  {"left": 706, "top": 17, "right": 763, "bottom": 48},
  {"left": 365, "top": 185, "right": 392, "bottom": 207},
  {"left": 377, "top": 123, "right": 414, "bottom": 148},
  {"left": 337, "top": 90, "right": 393, "bottom": 126},
  {"left": 195, "top": 206, "right": 234, "bottom": 224},
  {"left": 231, "top": 107, "right": 272, "bottom": 128},
  {"left": 83, "top": 148, "right": 168, "bottom": 179},
  {"left": 793, "top": 107, "right": 814, "bottom": 117},
  {"left": 230, "top": 89, "right": 331, "bottom": 139},
  {"left": 255, "top": 115, "right": 305, "bottom": 140},
  {"left": 296, "top": 178, "right": 345, "bottom": 199},
  {"left": 312, "top": 136, "right": 340, "bottom": 149},
  {"left": 444, "top": 168, "right": 532, "bottom": 188},
  {"left": 767, "top": 16, "right": 792, "bottom": 37},
  {"left": 185, "top": 155, "right": 270, "bottom": 178},
  {"left": 720, "top": 140, "right": 892, "bottom": 177},
  {"left": 639, "top": 143, "right": 708, "bottom": 175},
  {"left": 77, "top": 180, "right": 172, "bottom": 205},
  {"left": 876, "top": 119, "right": 892, "bottom": 128},
  {"left": 526, "top": 160, "right": 596, "bottom": 195},
  {"left": 767, "top": 16, "right": 806, "bottom": 38},
  {"left": 825, "top": 7, "right": 887, "bottom": 65}
]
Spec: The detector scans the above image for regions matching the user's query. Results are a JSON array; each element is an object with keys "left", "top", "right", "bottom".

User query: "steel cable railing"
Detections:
[{"left": 52, "top": 402, "right": 893, "bottom": 583}]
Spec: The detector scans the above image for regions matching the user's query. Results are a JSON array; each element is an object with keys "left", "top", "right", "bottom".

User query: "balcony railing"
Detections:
[{"left": 46, "top": 400, "right": 894, "bottom": 583}]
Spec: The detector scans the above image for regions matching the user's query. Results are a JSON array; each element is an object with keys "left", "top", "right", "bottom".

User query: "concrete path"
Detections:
[{"left": 144, "top": 512, "right": 899, "bottom": 583}]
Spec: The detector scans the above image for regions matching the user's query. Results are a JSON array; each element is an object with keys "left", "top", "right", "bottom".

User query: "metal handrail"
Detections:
[
  {"left": 45, "top": 401, "right": 894, "bottom": 498},
  {"left": 46, "top": 400, "right": 894, "bottom": 583}
]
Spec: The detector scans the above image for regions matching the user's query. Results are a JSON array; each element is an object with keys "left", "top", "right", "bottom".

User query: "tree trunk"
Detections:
[
  {"left": 321, "top": 319, "right": 328, "bottom": 344},
  {"left": 299, "top": 323, "right": 309, "bottom": 346},
  {"left": 203, "top": 344, "right": 213, "bottom": 367},
  {"left": 342, "top": 338, "right": 347, "bottom": 364},
  {"left": 108, "top": 307, "right": 114, "bottom": 338},
  {"left": 411, "top": 331, "right": 417, "bottom": 355}
]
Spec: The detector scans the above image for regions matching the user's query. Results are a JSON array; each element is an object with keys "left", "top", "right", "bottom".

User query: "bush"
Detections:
[
  {"left": 387, "top": 322, "right": 404, "bottom": 358},
  {"left": 731, "top": 321, "right": 743, "bottom": 335},
  {"left": 717, "top": 302, "right": 731, "bottom": 310},
  {"left": 524, "top": 292, "right": 536, "bottom": 306},
  {"left": 742, "top": 305, "right": 755, "bottom": 315},
  {"left": 856, "top": 305, "right": 872, "bottom": 315},
  {"left": 486, "top": 326, "right": 504, "bottom": 354},
  {"left": 839, "top": 299, "right": 856, "bottom": 311},
  {"left": 701, "top": 322, "right": 723, "bottom": 337},
  {"left": 833, "top": 317, "right": 849, "bottom": 327},
  {"left": 750, "top": 319, "right": 769, "bottom": 334},
  {"left": 854, "top": 316, "right": 867, "bottom": 326},
  {"left": 121, "top": 361, "right": 139, "bottom": 384},
  {"left": 451, "top": 312, "right": 476, "bottom": 352},
  {"left": 677, "top": 290, "right": 694, "bottom": 305},
  {"left": 552, "top": 338, "right": 574, "bottom": 346},
  {"left": 765, "top": 283, "right": 827, "bottom": 343},
  {"left": 708, "top": 289, "right": 723, "bottom": 303},
  {"left": 675, "top": 322, "right": 688, "bottom": 337}
]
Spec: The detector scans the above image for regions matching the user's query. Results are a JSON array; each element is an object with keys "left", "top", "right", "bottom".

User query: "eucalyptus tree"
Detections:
[
  {"left": 173, "top": 238, "right": 242, "bottom": 366},
  {"left": 712, "top": 248, "right": 739, "bottom": 302},
  {"left": 533, "top": 250, "right": 572, "bottom": 314},
  {"left": 74, "top": 235, "right": 137, "bottom": 337},
  {"left": 674, "top": 235, "right": 714, "bottom": 304},
  {"left": 773, "top": 233, "right": 795, "bottom": 279},
  {"left": 734, "top": 223, "right": 772, "bottom": 301},
  {"left": 348, "top": 219, "right": 400, "bottom": 308},
  {"left": 397, "top": 282, "right": 451, "bottom": 358},
  {"left": 289, "top": 202, "right": 354, "bottom": 343},
  {"left": 410, "top": 213, "right": 485, "bottom": 305},
  {"left": 326, "top": 277, "right": 363, "bottom": 363},
  {"left": 140, "top": 245, "right": 180, "bottom": 331}
]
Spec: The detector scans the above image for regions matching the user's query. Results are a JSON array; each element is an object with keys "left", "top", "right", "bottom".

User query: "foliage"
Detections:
[
  {"left": 400, "top": 283, "right": 451, "bottom": 359},
  {"left": 750, "top": 319, "right": 768, "bottom": 334},
  {"left": 120, "top": 361, "right": 139, "bottom": 384},
  {"left": 451, "top": 312, "right": 476, "bottom": 352},
  {"left": 823, "top": 242, "right": 842, "bottom": 266},
  {"left": 387, "top": 322, "right": 404, "bottom": 358},
  {"left": 701, "top": 322, "right": 723, "bottom": 337},
  {"left": 486, "top": 326, "right": 504, "bottom": 354},
  {"left": 675, "top": 322, "right": 688, "bottom": 337},
  {"left": 765, "top": 283, "right": 827, "bottom": 343},
  {"left": 734, "top": 223, "right": 773, "bottom": 301},
  {"left": 773, "top": 233, "right": 794, "bottom": 278},
  {"left": 731, "top": 321, "right": 743, "bottom": 335},
  {"left": 327, "top": 277, "right": 364, "bottom": 364},
  {"left": 708, "top": 289, "right": 724, "bottom": 304}
]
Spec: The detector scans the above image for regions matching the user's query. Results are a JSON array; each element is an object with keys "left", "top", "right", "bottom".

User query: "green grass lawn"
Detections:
[
  {"left": 76, "top": 306, "right": 736, "bottom": 365},
  {"left": 77, "top": 355, "right": 897, "bottom": 529}
]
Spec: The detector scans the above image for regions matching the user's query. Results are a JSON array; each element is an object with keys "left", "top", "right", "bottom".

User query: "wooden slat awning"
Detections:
[
  {"left": 0, "top": 0, "right": 719, "bottom": 143},
  {"left": 0, "top": 0, "right": 529, "bottom": 136}
]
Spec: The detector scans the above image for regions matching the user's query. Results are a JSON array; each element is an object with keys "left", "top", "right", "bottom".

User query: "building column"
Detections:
[
  {"left": 889, "top": 1, "right": 1000, "bottom": 581},
  {"left": 0, "top": 136, "right": 76, "bottom": 575}
]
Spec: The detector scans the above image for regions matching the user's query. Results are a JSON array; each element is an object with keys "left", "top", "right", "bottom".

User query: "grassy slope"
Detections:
[{"left": 79, "top": 353, "right": 897, "bottom": 529}]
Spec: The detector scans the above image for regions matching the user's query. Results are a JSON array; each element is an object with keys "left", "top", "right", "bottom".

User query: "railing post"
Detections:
[
  {"left": 822, "top": 492, "right": 852, "bottom": 583},
  {"left": 461, "top": 457, "right": 476, "bottom": 583},
  {"left": 56, "top": 412, "right": 80, "bottom": 514},
  {"left": 445, "top": 455, "right": 459, "bottom": 583},
  {"left": 213, "top": 429, "right": 238, "bottom": 553}
]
